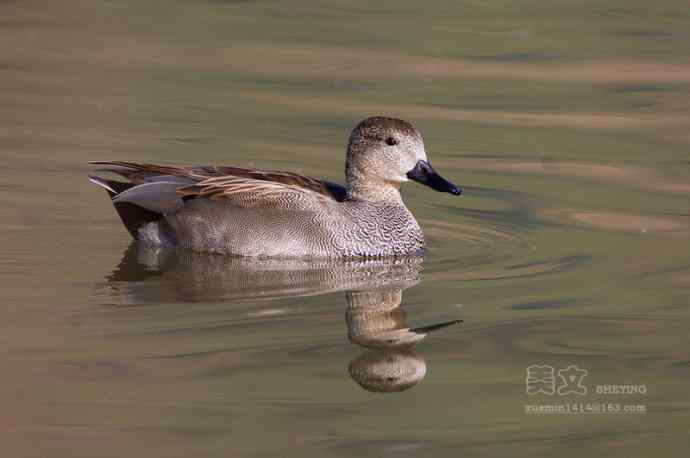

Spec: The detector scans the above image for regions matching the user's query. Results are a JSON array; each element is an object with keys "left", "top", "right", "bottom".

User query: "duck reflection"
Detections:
[
  {"left": 346, "top": 289, "right": 461, "bottom": 393},
  {"left": 108, "top": 242, "right": 423, "bottom": 303},
  {"left": 106, "top": 243, "right": 461, "bottom": 393}
]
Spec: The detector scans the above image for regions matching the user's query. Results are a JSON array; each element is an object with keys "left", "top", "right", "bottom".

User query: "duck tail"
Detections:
[{"left": 89, "top": 175, "right": 164, "bottom": 238}]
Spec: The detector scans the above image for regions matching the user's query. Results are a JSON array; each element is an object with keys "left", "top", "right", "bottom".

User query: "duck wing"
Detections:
[
  {"left": 90, "top": 161, "right": 347, "bottom": 212},
  {"left": 175, "top": 175, "right": 334, "bottom": 210}
]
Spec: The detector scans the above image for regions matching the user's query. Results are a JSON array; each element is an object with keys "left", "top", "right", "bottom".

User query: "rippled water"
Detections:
[{"left": 2, "top": 1, "right": 689, "bottom": 457}]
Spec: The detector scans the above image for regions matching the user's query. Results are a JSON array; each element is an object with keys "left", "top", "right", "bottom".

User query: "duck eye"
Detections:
[{"left": 385, "top": 137, "right": 398, "bottom": 146}]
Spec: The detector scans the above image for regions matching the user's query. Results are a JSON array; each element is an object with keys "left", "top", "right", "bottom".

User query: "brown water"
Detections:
[{"left": 2, "top": 1, "right": 690, "bottom": 456}]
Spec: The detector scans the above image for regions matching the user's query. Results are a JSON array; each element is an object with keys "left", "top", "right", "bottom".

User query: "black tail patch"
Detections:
[{"left": 89, "top": 175, "right": 164, "bottom": 238}]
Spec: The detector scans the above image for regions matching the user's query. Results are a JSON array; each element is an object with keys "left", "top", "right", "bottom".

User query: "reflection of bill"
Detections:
[
  {"left": 526, "top": 364, "right": 556, "bottom": 395},
  {"left": 346, "top": 290, "right": 461, "bottom": 393}
]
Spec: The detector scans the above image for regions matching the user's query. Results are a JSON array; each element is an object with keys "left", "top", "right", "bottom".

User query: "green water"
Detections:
[{"left": 1, "top": 1, "right": 689, "bottom": 456}]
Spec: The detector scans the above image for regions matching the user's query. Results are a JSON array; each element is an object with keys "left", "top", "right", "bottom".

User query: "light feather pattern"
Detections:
[{"left": 176, "top": 175, "right": 336, "bottom": 210}]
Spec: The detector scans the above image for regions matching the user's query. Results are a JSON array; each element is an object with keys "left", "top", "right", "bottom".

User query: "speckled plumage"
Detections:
[{"left": 89, "top": 117, "right": 460, "bottom": 258}]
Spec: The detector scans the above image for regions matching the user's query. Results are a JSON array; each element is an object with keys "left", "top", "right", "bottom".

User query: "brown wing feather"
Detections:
[
  {"left": 90, "top": 161, "right": 210, "bottom": 183},
  {"left": 176, "top": 175, "right": 336, "bottom": 210},
  {"left": 90, "top": 161, "right": 346, "bottom": 205}
]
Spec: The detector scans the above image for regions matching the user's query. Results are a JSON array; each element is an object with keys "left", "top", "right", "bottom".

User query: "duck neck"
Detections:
[{"left": 346, "top": 178, "right": 405, "bottom": 205}]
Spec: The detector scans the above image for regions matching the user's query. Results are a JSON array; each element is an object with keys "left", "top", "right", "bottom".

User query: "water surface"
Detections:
[{"left": 1, "top": 1, "right": 689, "bottom": 457}]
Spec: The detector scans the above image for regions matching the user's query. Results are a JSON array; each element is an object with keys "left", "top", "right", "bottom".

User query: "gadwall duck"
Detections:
[{"left": 90, "top": 116, "right": 461, "bottom": 258}]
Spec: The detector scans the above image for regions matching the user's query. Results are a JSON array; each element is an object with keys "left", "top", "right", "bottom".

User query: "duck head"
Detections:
[{"left": 345, "top": 116, "right": 461, "bottom": 202}]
